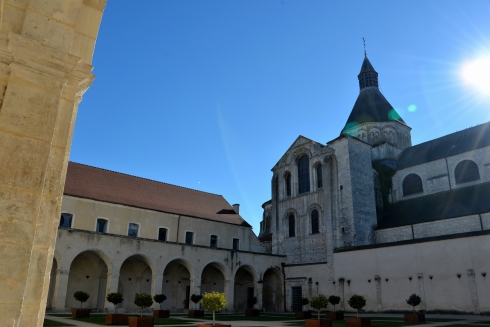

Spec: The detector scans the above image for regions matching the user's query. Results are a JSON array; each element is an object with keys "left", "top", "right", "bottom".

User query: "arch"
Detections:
[
  {"left": 118, "top": 253, "right": 156, "bottom": 276},
  {"left": 65, "top": 250, "right": 110, "bottom": 310},
  {"left": 455, "top": 160, "right": 480, "bottom": 184},
  {"left": 310, "top": 209, "right": 320, "bottom": 234},
  {"left": 118, "top": 254, "right": 155, "bottom": 309},
  {"left": 201, "top": 262, "right": 228, "bottom": 294},
  {"left": 284, "top": 172, "right": 292, "bottom": 196},
  {"left": 297, "top": 154, "right": 310, "bottom": 194},
  {"left": 262, "top": 267, "right": 283, "bottom": 312},
  {"left": 402, "top": 173, "right": 423, "bottom": 196},
  {"left": 234, "top": 265, "right": 258, "bottom": 310},
  {"left": 162, "top": 258, "right": 195, "bottom": 310},
  {"left": 314, "top": 162, "right": 323, "bottom": 189}
]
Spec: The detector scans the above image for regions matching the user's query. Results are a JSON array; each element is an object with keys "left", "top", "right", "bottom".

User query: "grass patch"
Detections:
[
  {"left": 65, "top": 315, "right": 199, "bottom": 326},
  {"left": 43, "top": 319, "right": 75, "bottom": 326},
  {"left": 200, "top": 314, "right": 297, "bottom": 322},
  {"left": 45, "top": 314, "right": 73, "bottom": 317}
]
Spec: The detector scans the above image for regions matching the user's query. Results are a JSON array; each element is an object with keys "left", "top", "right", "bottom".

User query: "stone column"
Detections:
[
  {"left": 417, "top": 274, "right": 426, "bottom": 311},
  {"left": 467, "top": 269, "right": 480, "bottom": 314},
  {"left": 53, "top": 270, "right": 70, "bottom": 310},
  {"left": 0, "top": 1, "right": 107, "bottom": 326},
  {"left": 152, "top": 274, "right": 164, "bottom": 310},
  {"left": 256, "top": 282, "right": 264, "bottom": 310},
  {"left": 338, "top": 279, "right": 345, "bottom": 311},
  {"left": 224, "top": 279, "right": 234, "bottom": 311},
  {"left": 190, "top": 276, "right": 201, "bottom": 309},
  {"left": 374, "top": 275, "right": 382, "bottom": 312},
  {"left": 105, "top": 273, "right": 120, "bottom": 312}
]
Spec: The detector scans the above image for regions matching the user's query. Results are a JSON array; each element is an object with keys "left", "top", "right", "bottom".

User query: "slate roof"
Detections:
[
  {"left": 342, "top": 87, "right": 405, "bottom": 131},
  {"left": 359, "top": 56, "right": 376, "bottom": 74},
  {"left": 397, "top": 122, "right": 490, "bottom": 169},
  {"left": 377, "top": 181, "right": 490, "bottom": 230},
  {"left": 64, "top": 162, "right": 251, "bottom": 227}
]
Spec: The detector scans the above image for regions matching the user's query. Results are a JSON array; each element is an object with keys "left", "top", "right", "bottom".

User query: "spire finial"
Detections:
[{"left": 363, "top": 37, "right": 366, "bottom": 57}]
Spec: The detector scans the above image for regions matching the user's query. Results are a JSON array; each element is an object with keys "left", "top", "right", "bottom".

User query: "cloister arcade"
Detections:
[{"left": 48, "top": 229, "right": 285, "bottom": 312}]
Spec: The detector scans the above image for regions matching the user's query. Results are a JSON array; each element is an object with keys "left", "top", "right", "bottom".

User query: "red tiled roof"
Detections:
[{"left": 64, "top": 162, "right": 251, "bottom": 227}]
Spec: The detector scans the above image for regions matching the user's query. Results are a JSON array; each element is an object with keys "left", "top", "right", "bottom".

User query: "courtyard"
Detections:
[{"left": 44, "top": 313, "right": 490, "bottom": 327}]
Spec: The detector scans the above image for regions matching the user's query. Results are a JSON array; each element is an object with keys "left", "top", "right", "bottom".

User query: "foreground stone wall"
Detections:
[{"left": 0, "top": 1, "right": 107, "bottom": 326}]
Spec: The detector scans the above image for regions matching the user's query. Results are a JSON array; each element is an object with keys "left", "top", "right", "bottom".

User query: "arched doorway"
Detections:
[
  {"left": 263, "top": 268, "right": 283, "bottom": 311},
  {"left": 118, "top": 255, "right": 153, "bottom": 310},
  {"left": 201, "top": 262, "right": 227, "bottom": 294},
  {"left": 234, "top": 266, "right": 256, "bottom": 310},
  {"left": 162, "top": 259, "right": 193, "bottom": 310},
  {"left": 65, "top": 251, "right": 109, "bottom": 311}
]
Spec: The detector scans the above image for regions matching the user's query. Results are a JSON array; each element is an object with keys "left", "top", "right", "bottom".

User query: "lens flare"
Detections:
[
  {"left": 408, "top": 104, "right": 417, "bottom": 112},
  {"left": 461, "top": 58, "right": 490, "bottom": 94}
]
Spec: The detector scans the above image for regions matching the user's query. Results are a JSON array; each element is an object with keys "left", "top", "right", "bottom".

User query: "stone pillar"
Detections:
[
  {"left": 224, "top": 279, "right": 234, "bottom": 311},
  {"left": 53, "top": 270, "right": 70, "bottom": 311},
  {"left": 374, "top": 275, "right": 382, "bottom": 312},
  {"left": 256, "top": 282, "right": 264, "bottom": 310},
  {"left": 467, "top": 269, "right": 480, "bottom": 314},
  {"left": 417, "top": 274, "right": 426, "bottom": 311},
  {"left": 0, "top": 1, "right": 107, "bottom": 326},
  {"left": 105, "top": 273, "right": 120, "bottom": 312},
  {"left": 338, "top": 279, "right": 345, "bottom": 311},
  {"left": 152, "top": 274, "right": 163, "bottom": 309},
  {"left": 190, "top": 276, "right": 201, "bottom": 309}
]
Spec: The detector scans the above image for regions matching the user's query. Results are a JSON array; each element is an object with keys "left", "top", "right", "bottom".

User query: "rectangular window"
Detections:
[
  {"left": 96, "top": 218, "right": 107, "bottom": 233},
  {"left": 158, "top": 228, "right": 167, "bottom": 241},
  {"left": 233, "top": 238, "right": 240, "bottom": 251},
  {"left": 128, "top": 223, "right": 139, "bottom": 237},
  {"left": 210, "top": 235, "right": 218, "bottom": 248},
  {"left": 59, "top": 213, "right": 73, "bottom": 228},
  {"left": 185, "top": 231, "right": 194, "bottom": 245}
]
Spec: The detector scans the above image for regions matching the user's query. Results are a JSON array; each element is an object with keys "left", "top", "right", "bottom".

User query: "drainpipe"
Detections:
[{"left": 281, "top": 262, "right": 287, "bottom": 312}]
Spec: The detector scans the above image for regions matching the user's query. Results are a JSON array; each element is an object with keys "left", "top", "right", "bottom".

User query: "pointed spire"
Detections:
[{"left": 358, "top": 47, "right": 379, "bottom": 90}]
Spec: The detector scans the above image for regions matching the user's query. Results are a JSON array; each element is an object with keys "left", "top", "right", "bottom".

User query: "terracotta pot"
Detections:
[
  {"left": 153, "top": 310, "right": 170, "bottom": 318},
  {"left": 72, "top": 309, "right": 90, "bottom": 318},
  {"left": 326, "top": 312, "right": 344, "bottom": 320},
  {"left": 106, "top": 314, "right": 128, "bottom": 325},
  {"left": 245, "top": 309, "right": 260, "bottom": 316},
  {"left": 197, "top": 324, "right": 231, "bottom": 327},
  {"left": 404, "top": 313, "right": 425, "bottom": 323},
  {"left": 305, "top": 318, "right": 332, "bottom": 327},
  {"left": 345, "top": 317, "right": 371, "bottom": 327},
  {"left": 188, "top": 309, "right": 205, "bottom": 317},
  {"left": 128, "top": 316, "right": 154, "bottom": 327},
  {"left": 295, "top": 311, "right": 312, "bottom": 319}
]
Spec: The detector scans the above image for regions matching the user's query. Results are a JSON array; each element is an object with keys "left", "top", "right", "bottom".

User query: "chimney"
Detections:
[{"left": 232, "top": 204, "right": 240, "bottom": 214}]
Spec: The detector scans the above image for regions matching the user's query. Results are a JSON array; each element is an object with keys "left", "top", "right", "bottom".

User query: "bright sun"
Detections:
[{"left": 461, "top": 58, "right": 490, "bottom": 94}]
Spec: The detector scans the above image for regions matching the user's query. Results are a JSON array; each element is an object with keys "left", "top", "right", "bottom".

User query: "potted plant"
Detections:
[
  {"left": 346, "top": 295, "right": 370, "bottom": 327},
  {"left": 72, "top": 291, "right": 90, "bottom": 318},
  {"left": 404, "top": 294, "right": 425, "bottom": 323},
  {"left": 296, "top": 298, "right": 312, "bottom": 319},
  {"left": 106, "top": 292, "right": 128, "bottom": 325},
  {"left": 129, "top": 293, "right": 154, "bottom": 327},
  {"left": 326, "top": 295, "right": 343, "bottom": 320},
  {"left": 188, "top": 294, "right": 204, "bottom": 317},
  {"left": 197, "top": 291, "right": 230, "bottom": 327},
  {"left": 245, "top": 296, "right": 259, "bottom": 316},
  {"left": 295, "top": 298, "right": 311, "bottom": 319},
  {"left": 305, "top": 294, "right": 331, "bottom": 327},
  {"left": 153, "top": 294, "right": 169, "bottom": 318}
]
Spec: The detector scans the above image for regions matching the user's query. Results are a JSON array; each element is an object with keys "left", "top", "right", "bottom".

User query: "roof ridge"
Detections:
[
  {"left": 409, "top": 121, "right": 490, "bottom": 148},
  {"left": 68, "top": 161, "right": 225, "bottom": 198}
]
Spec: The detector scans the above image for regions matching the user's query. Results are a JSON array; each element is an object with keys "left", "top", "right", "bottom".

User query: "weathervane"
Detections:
[{"left": 363, "top": 37, "right": 366, "bottom": 57}]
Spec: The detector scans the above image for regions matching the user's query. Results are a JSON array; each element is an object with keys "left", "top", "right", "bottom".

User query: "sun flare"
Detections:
[{"left": 461, "top": 58, "right": 490, "bottom": 94}]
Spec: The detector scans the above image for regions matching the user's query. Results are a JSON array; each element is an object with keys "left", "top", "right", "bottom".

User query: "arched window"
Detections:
[
  {"left": 402, "top": 174, "right": 423, "bottom": 196},
  {"left": 311, "top": 209, "right": 319, "bottom": 234},
  {"left": 288, "top": 214, "right": 295, "bottom": 237},
  {"left": 298, "top": 155, "right": 310, "bottom": 194},
  {"left": 285, "top": 173, "right": 291, "bottom": 196},
  {"left": 316, "top": 165, "right": 323, "bottom": 189},
  {"left": 455, "top": 160, "right": 480, "bottom": 184}
]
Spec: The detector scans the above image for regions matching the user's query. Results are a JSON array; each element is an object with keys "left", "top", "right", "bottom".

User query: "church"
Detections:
[
  {"left": 257, "top": 54, "right": 490, "bottom": 314},
  {"left": 47, "top": 54, "right": 490, "bottom": 315}
]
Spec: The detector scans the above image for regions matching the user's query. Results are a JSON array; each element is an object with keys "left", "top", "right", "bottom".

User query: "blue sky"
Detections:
[{"left": 70, "top": 0, "right": 490, "bottom": 234}]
